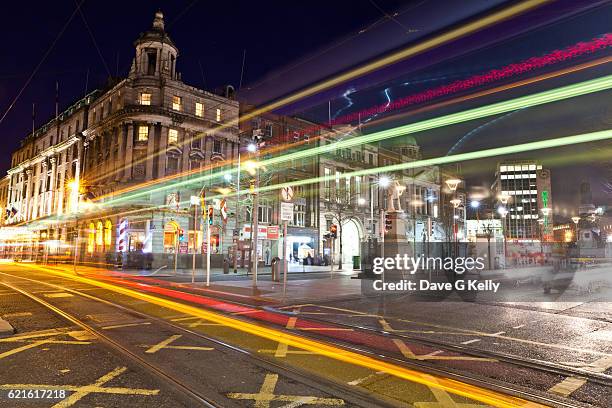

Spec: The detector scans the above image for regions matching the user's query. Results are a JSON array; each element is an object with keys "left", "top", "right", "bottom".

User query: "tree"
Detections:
[{"left": 323, "top": 190, "right": 363, "bottom": 269}]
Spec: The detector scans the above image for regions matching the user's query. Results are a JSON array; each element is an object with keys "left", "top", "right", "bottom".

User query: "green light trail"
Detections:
[{"left": 102, "top": 74, "right": 612, "bottom": 206}]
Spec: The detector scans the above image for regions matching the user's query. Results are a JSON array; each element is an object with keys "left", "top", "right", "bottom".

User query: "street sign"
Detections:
[
  {"left": 281, "top": 186, "right": 294, "bottom": 202},
  {"left": 280, "top": 202, "right": 294, "bottom": 221},
  {"left": 220, "top": 199, "right": 228, "bottom": 222}
]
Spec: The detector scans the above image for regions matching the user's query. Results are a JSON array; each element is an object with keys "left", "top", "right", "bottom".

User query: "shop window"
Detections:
[
  {"left": 87, "top": 222, "right": 95, "bottom": 253},
  {"left": 96, "top": 221, "right": 103, "bottom": 249},
  {"left": 104, "top": 220, "right": 112, "bottom": 248}
]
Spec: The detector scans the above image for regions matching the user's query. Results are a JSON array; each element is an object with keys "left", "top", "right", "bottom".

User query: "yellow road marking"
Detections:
[
  {"left": 43, "top": 292, "right": 74, "bottom": 298},
  {"left": 68, "top": 331, "right": 97, "bottom": 341},
  {"left": 0, "top": 340, "right": 46, "bottom": 359},
  {"left": 275, "top": 316, "right": 297, "bottom": 358},
  {"left": 415, "top": 374, "right": 486, "bottom": 407},
  {"left": 392, "top": 339, "right": 495, "bottom": 362},
  {"left": 2, "top": 312, "right": 32, "bottom": 318},
  {"left": 227, "top": 373, "right": 344, "bottom": 407},
  {"left": 145, "top": 334, "right": 182, "bottom": 354},
  {"left": 16, "top": 263, "right": 545, "bottom": 408},
  {"left": 305, "top": 304, "right": 612, "bottom": 358},
  {"left": 298, "top": 327, "right": 353, "bottom": 331},
  {"left": 171, "top": 316, "right": 222, "bottom": 327},
  {"left": 347, "top": 371, "right": 385, "bottom": 386},
  {"left": 548, "top": 355, "right": 612, "bottom": 397},
  {"left": 0, "top": 366, "right": 159, "bottom": 408},
  {"left": 0, "top": 328, "right": 69, "bottom": 342},
  {"left": 102, "top": 322, "right": 152, "bottom": 330}
]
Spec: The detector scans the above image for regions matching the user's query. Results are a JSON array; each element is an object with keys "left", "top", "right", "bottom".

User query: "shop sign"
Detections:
[
  {"left": 179, "top": 241, "right": 189, "bottom": 254},
  {"left": 267, "top": 225, "right": 279, "bottom": 240}
]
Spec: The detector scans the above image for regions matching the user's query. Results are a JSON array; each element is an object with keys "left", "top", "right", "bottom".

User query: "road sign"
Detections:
[
  {"left": 280, "top": 202, "right": 294, "bottom": 221},
  {"left": 220, "top": 199, "right": 228, "bottom": 222},
  {"left": 281, "top": 186, "right": 294, "bottom": 202}
]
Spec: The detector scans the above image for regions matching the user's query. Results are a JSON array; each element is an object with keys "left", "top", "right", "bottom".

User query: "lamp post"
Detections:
[
  {"left": 572, "top": 216, "right": 580, "bottom": 243},
  {"left": 246, "top": 142, "right": 260, "bottom": 288},
  {"left": 68, "top": 179, "right": 81, "bottom": 274}
]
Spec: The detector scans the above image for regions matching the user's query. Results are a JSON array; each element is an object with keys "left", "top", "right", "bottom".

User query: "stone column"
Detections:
[
  {"left": 123, "top": 123, "right": 134, "bottom": 181},
  {"left": 116, "top": 126, "right": 125, "bottom": 182},
  {"left": 24, "top": 170, "right": 32, "bottom": 221},
  {"left": 145, "top": 124, "right": 155, "bottom": 181},
  {"left": 49, "top": 157, "right": 57, "bottom": 216},
  {"left": 157, "top": 126, "right": 168, "bottom": 179},
  {"left": 181, "top": 130, "right": 189, "bottom": 173}
]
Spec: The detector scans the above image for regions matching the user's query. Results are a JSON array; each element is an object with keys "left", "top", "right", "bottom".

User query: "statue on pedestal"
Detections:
[{"left": 386, "top": 181, "right": 406, "bottom": 213}]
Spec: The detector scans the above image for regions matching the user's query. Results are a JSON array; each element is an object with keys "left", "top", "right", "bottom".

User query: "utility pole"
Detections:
[
  {"left": 233, "top": 151, "right": 241, "bottom": 273},
  {"left": 251, "top": 167, "right": 259, "bottom": 288}
]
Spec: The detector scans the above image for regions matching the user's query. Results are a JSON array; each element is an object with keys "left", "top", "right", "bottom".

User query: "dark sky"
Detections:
[{"left": 1, "top": 0, "right": 611, "bottom": 212}]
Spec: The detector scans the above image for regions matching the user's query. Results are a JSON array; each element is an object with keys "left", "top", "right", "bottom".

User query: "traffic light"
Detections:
[
  {"left": 207, "top": 206, "right": 214, "bottom": 225},
  {"left": 384, "top": 213, "right": 392, "bottom": 233},
  {"left": 330, "top": 224, "right": 337, "bottom": 238},
  {"left": 178, "top": 229, "right": 185, "bottom": 241}
]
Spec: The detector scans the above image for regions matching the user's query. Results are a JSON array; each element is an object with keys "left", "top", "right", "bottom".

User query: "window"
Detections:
[
  {"left": 258, "top": 199, "right": 272, "bottom": 224},
  {"left": 166, "top": 155, "right": 179, "bottom": 175},
  {"left": 191, "top": 138, "right": 201, "bottom": 149},
  {"left": 168, "top": 129, "right": 178, "bottom": 144},
  {"left": 293, "top": 204, "right": 306, "bottom": 227},
  {"left": 216, "top": 108, "right": 221, "bottom": 122},
  {"left": 213, "top": 140, "right": 222, "bottom": 154},
  {"left": 138, "top": 125, "right": 149, "bottom": 142},
  {"left": 87, "top": 222, "right": 95, "bottom": 254},
  {"left": 104, "top": 220, "right": 112, "bottom": 248},
  {"left": 195, "top": 102, "right": 203, "bottom": 117},
  {"left": 172, "top": 95, "right": 182, "bottom": 111},
  {"left": 96, "top": 221, "right": 103, "bottom": 248},
  {"left": 140, "top": 93, "right": 151, "bottom": 105}
]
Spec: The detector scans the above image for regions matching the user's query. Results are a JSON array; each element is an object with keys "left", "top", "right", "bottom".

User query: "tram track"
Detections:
[
  {"left": 0, "top": 268, "right": 589, "bottom": 408},
  {"left": 0, "top": 270, "right": 399, "bottom": 408}
]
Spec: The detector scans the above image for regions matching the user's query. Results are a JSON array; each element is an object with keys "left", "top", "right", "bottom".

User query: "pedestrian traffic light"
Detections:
[
  {"left": 330, "top": 224, "right": 337, "bottom": 238},
  {"left": 178, "top": 229, "right": 184, "bottom": 241},
  {"left": 207, "top": 206, "right": 214, "bottom": 225},
  {"left": 384, "top": 213, "right": 392, "bottom": 233}
]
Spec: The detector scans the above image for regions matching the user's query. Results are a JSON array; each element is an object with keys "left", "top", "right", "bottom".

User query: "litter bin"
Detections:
[
  {"left": 271, "top": 257, "right": 281, "bottom": 282},
  {"left": 223, "top": 258, "right": 230, "bottom": 274},
  {"left": 352, "top": 255, "right": 361, "bottom": 270}
]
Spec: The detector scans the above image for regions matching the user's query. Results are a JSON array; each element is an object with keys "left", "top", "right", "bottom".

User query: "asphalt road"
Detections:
[{"left": 1, "top": 262, "right": 609, "bottom": 407}]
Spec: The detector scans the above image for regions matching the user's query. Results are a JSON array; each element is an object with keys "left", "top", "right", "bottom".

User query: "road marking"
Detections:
[
  {"left": 144, "top": 334, "right": 182, "bottom": 354},
  {"left": 68, "top": 331, "right": 97, "bottom": 341},
  {"left": 379, "top": 319, "right": 395, "bottom": 332},
  {"left": 491, "top": 331, "right": 506, "bottom": 336},
  {"left": 461, "top": 339, "right": 481, "bottom": 345},
  {"left": 171, "top": 316, "right": 222, "bottom": 327},
  {"left": 298, "top": 327, "right": 353, "bottom": 331},
  {"left": 0, "top": 340, "right": 46, "bottom": 360},
  {"left": 43, "top": 292, "right": 74, "bottom": 298},
  {"left": 0, "top": 366, "right": 159, "bottom": 407},
  {"left": 0, "top": 328, "right": 69, "bottom": 342},
  {"left": 275, "top": 317, "right": 297, "bottom": 358},
  {"left": 392, "top": 339, "right": 496, "bottom": 362},
  {"left": 15, "top": 263, "right": 543, "bottom": 408},
  {"left": 102, "top": 322, "right": 152, "bottom": 330},
  {"left": 415, "top": 374, "right": 485, "bottom": 407},
  {"left": 304, "top": 304, "right": 612, "bottom": 358},
  {"left": 227, "top": 373, "right": 344, "bottom": 407},
  {"left": 512, "top": 325, "right": 525, "bottom": 329},
  {"left": 549, "top": 355, "right": 612, "bottom": 397},
  {"left": 142, "top": 334, "right": 214, "bottom": 353},
  {"left": 348, "top": 371, "right": 385, "bottom": 386},
  {"left": 2, "top": 312, "right": 32, "bottom": 318}
]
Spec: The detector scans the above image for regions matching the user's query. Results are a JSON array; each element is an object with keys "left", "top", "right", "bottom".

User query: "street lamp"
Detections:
[
  {"left": 450, "top": 198, "right": 462, "bottom": 208},
  {"left": 378, "top": 176, "right": 391, "bottom": 188},
  {"left": 572, "top": 216, "right": 580, "bottom": 243},
  {"left": 247, "top": 143, "right": 257, "bottom": 153},
  {"left": 357, "top": 197, "right": 366, "bottom": 206}
]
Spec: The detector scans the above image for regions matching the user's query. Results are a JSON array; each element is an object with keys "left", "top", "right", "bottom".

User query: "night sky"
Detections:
[{"left": 1, "top": 1, "right": 611, "bottom": 212}]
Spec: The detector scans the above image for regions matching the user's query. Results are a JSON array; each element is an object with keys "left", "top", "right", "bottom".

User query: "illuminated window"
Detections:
[
  {"left": 96, "top": 221, "right": 103, "bottom": 249},
  {"left": 104, "top": 220, "right": 112, "bottom": 248},
  {"left": 172, "top": 95, "right": 182, "bottom": 111},
  {"left": 138, "top": 125, "right": 149, "bottom": 141},
  {"left": 168, "top": 129, "right": 178, "bottom": 144},
  {"left": 216, "top": 108, "right": 221, "bottom": 122},
  {"left": 195, "top": 102, "right": 203, "bottom": 117},
  {"left": 140, "top": 93, "right": 151, "bottom": 105},
  {"left": 87, "top": 222, "right": 95, "bottom": 254}
]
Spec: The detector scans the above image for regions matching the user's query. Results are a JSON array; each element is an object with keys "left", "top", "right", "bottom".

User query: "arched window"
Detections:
[
  {"left": 87, "top": 223, "right": 95, "bottom": 254},
  {"left": 96, "top": 221, "right": 103, "bottom": 249},
  {"left": 104, "top": 220, "right": 112, "bottom": 249}
]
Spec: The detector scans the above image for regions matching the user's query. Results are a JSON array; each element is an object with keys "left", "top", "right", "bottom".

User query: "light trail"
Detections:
[
  {"left": 93, "top": 53, "right": 612, "bottom": 203},
  {"left": 87, "top": 0, "right": 549, "bottom": 186},
  {"left": 18, "top": 262, "right": 545, "bottom": 408},
  {"left": 100, "top": 74, "right": 612, "bottom": 207}
]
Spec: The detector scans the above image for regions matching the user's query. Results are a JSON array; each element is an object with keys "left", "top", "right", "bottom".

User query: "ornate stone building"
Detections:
[{"left": 5, "top": 11, "right": 240, "bottom": 267}]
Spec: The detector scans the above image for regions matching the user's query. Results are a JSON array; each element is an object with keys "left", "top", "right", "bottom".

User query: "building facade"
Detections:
[
  {"left": 493, "top": 161, "right": 552, "bottom": 240},
  {"left": 5, "top": 11, "right": 240, "bottom": 267}
]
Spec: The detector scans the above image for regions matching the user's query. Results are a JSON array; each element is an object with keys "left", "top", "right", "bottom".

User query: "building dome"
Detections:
[{"left": 381, "top": 134, "right": 418, "bottom": 148}]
